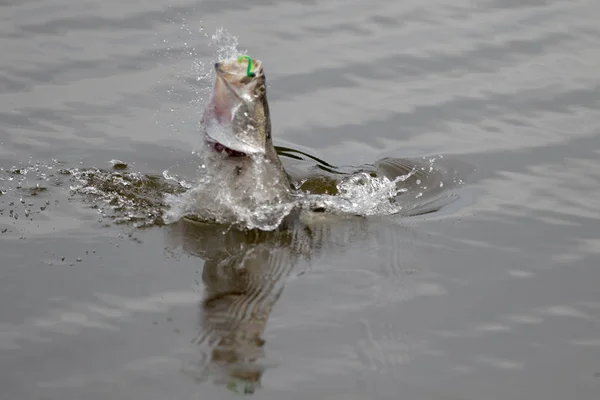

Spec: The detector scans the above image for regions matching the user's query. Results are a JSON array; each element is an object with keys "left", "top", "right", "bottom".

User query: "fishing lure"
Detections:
[{"left": 237, "top": 55, "right": 255, "bottom": 77}]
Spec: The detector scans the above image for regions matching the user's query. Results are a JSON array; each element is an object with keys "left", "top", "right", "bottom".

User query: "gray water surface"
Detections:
[{"left": 2, "top": 0, "right": 600, "bottom": 399}]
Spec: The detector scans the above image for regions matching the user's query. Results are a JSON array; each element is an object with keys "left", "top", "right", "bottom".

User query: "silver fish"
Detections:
[{"left": 201, "top": 56, "right": 291, "bottom": 205}]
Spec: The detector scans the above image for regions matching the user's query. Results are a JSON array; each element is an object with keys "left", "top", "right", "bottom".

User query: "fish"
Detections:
[{"left": 201, "top": 56, "right": 292, "bottom": 206}]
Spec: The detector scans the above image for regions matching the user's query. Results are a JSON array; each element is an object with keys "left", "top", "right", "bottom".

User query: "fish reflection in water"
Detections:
[
  {"left": 58, "top": 142, "right": 470, "bottom": 394},
  {"left": 166, "top": 215, "right": 360, "bottom": 393}
]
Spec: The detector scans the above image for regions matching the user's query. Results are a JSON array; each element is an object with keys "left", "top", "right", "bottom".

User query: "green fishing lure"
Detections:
[{"left": 237, "top": 55, "right": 254, "bottom": 77}]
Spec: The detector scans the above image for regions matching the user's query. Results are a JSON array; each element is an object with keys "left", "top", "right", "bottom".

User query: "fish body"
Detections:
[{"left": 201, "top": 57, "right": 292, "bottom": 206}]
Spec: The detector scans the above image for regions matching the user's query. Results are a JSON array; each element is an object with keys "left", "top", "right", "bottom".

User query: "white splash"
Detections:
[
  {"left": 162, "top": 149, "right": 411, "bottom": 231},
  {"left": 190, "top": 27, "right": 248, "bottom": 112}
]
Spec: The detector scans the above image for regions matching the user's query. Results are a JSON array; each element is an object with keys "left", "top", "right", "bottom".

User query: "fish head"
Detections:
[{"left": 203, "top": 56, "right": 271, "bottom": 156}]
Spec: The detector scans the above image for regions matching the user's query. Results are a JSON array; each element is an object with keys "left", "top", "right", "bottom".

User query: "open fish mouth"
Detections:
[
  {"left": 205, "top": 137, "right": 248, "bottom": 157},
  {"left": 204, "top": 119, "right": 266, "bottom": 156}
]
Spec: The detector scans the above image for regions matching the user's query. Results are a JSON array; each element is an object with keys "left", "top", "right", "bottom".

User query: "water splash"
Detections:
[
  {"left": 68, "top": 167, "right": 188, "bottom": 227},
  {"left": 161, "top": 148, "right": 422, "bottom": 231},
  {"left": 0, "top": 159, "right": 65, "bottom": 235},
  {"left": 2, "top": 29, "right": 469, "bottom": 233},
  {"left": 162, "top": 149, "right": 297, "bottom": 231},
  {"left": 189, "top": 27, "right": 248, "bottom": 113},
  {"left": 211, "top": 27, "right": 247, "bottom": 63},
  {"left": 0, "top": 158, "right": 189, "bottom": 229},
  {"left": 0, "top": 152, "right": 465, "bottom": 233},
  {"left": 297, "top": 173, "right": 410, "bottom": 217},
  {"left": 1, "top": 150, "right": 461, "bottom": 232}
]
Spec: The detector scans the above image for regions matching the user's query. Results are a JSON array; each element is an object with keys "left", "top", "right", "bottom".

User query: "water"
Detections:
[{"left": 1, "top": 0, "right": 600, "bottom": 399}]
